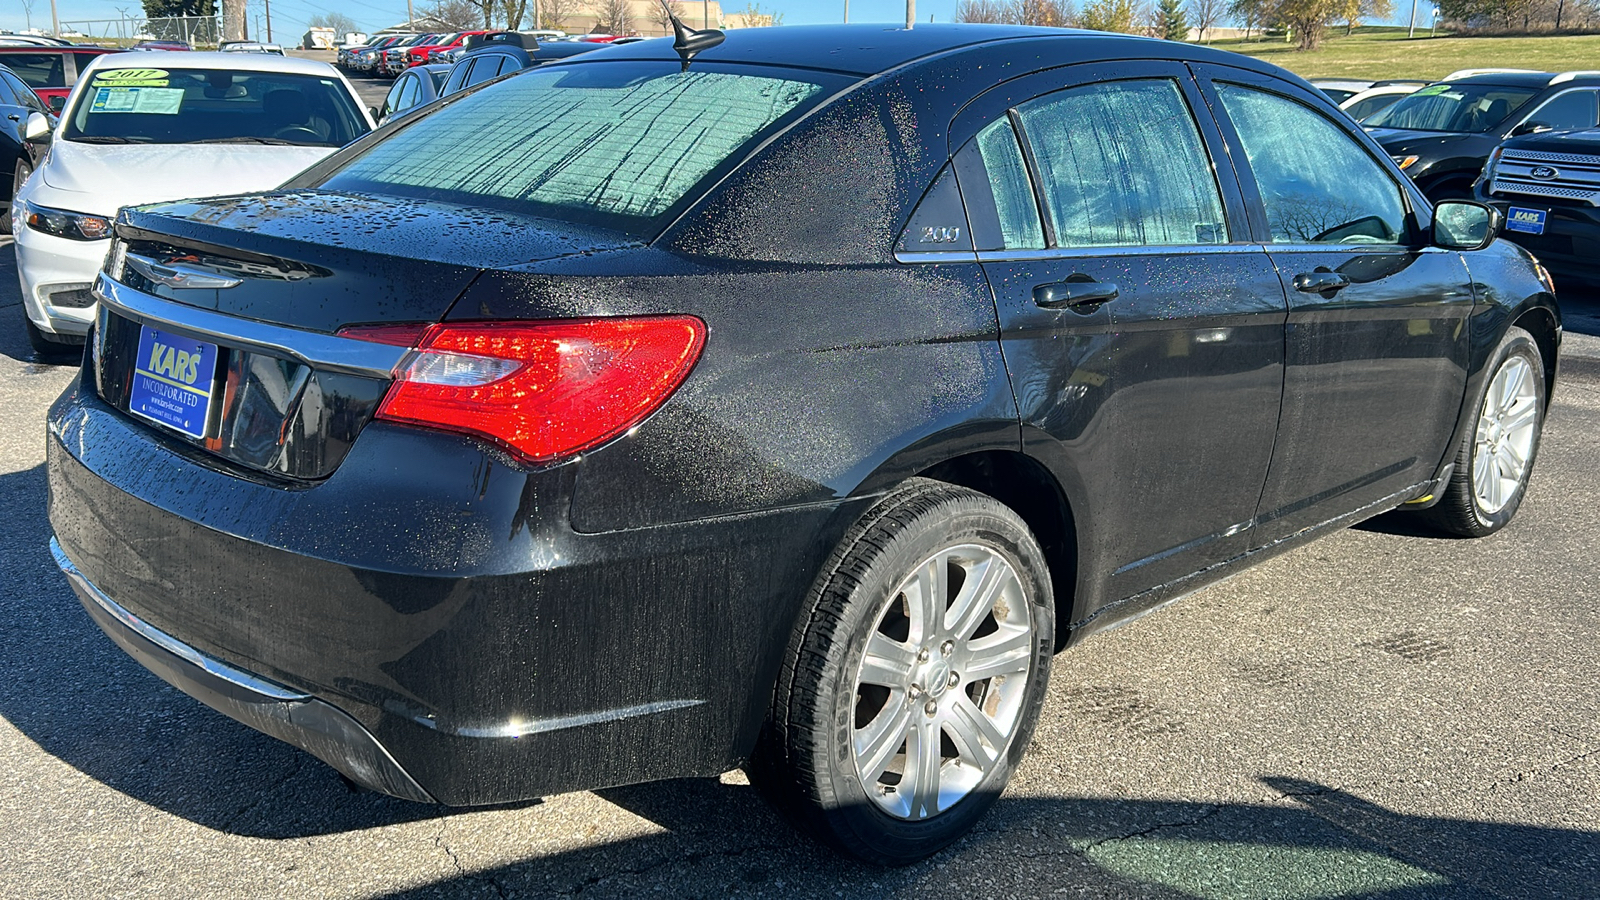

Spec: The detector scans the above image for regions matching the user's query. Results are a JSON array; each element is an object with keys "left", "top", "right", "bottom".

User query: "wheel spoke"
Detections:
[
  {"left": 905, "top": 720, "right": 943, "bottom": 818},
  {"left": 854, "top": 701, "right": 911, "bottom": 783},
  {"left": 961, "top": 628, "right": 1032, "bottom": 682},
  {"left": 860, "top": 632, "right": 917, "bottom": 687},
  {"left": 905, "top": 556, "right": 946, "bottom": 645},
  {"left": 945, "top": 695, "right": 1005, "bottom": 769},
  {"left": 1501, "top": 403, "right": 1538, "bottom": 438},
  {"left": 946, "top": 553, "right": 1007, "bottom": 641}
]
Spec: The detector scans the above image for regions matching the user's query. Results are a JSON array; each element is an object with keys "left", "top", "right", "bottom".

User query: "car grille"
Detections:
[{"left": 1490, "top": 148, "right": 1600, "bottom": 206}]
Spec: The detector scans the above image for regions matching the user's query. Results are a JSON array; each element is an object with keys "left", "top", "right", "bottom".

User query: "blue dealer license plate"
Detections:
[
  {"left": 1506, "top": 207, "right": 1547, "bottom": 235},
  {"left": 129, "top": 326, "right": 219, "bottom": 439}
]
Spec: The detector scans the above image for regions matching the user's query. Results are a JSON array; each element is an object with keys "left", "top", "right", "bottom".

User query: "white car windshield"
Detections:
[
  {"left": 1364, "top": 82, "right": 1538, "bottom": 133},
  {"left": 63, "top": 67, "right": 369, "bottom": 147}
]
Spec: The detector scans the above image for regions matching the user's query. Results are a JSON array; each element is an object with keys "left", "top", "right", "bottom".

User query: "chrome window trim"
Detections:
[
  {"left": 51, "top": 537, "right": 312, "bottom": 703},
  {"left": 94, "top": 273, "right": 408, "bottom": 379}
]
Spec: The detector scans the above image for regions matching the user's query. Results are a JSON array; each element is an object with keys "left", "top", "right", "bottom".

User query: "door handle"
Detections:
[
  {"left": 1034, "top": 279, "right": 1119, "bottom": 311},
  {"left": 5, "top": 114, "right": 18, "bottom": 122},
  {"left": 1292, "top": 270, "right": 1351, "bottom": 294}
]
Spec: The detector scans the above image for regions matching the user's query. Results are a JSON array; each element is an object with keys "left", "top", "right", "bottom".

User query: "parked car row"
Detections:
[{"left": 11, "top": 52, "right": 375, "bottom": 354}]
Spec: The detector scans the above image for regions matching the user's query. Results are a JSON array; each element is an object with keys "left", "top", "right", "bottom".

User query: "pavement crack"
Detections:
[
  {"left": 434, "top": 822, "right": 509, "bottom": 899},
  {"left": 1491, "top": 743, "right": 1600, "bottom": 789},
  {"left": 1079, "top": 803, "right": 1221, "bottom": 851}
]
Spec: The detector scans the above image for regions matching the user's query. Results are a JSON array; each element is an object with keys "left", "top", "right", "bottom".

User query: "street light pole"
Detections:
[
  {"left": 906, "top": 0, "right": 915, "bottom": 28},
  {"left": 265, "top": 0, "right": 272, "bottom": 42},
  {"left": 1408, "top": 0, "right": 1418, "bottom": 37},
  {"left": 50, "top": 0, "right": 60, "bottom": 37},
  {"left": 844, "top": 1, "right": 849, "bottom": 23}
]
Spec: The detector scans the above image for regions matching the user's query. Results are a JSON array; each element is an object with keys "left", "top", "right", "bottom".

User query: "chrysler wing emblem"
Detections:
[{"left": 125, "top": 253, "right": 244, "bottom": 290}]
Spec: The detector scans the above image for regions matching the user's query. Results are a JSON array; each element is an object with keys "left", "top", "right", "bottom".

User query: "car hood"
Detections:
[
  {"left": 1500, "top": 127, "right": 1600, "bottom": 155},
  {"left": 39, "top": 140, "right": 336, "bottom": 214},
  {"left": 1364, "top": 127, "right": 1482, "bottom": 157}
]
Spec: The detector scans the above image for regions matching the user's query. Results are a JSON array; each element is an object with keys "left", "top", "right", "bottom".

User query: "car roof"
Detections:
[
  {"left": 0, "top": 45, "right": 110, "bottom": 54},
  {"left": 81, "top": 50, "right": 344, "bottom": 76},
  {"left": 577, "top": 23, "right": 1286, "bottom": 79},
  {"left": 1451, "top": 71, "right": 1600, "bottom": 88}
]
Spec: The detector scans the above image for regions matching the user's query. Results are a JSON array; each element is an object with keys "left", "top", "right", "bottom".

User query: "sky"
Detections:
[
  {"left": 1, "top": 2, "right": 973, "bottom": 39},
  {"left": 2, "top": 0, "right": 1419, "bottom": 44}
]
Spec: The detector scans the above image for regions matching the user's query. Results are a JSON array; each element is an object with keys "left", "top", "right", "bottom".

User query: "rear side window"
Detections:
[
  {"left": 1014, "top": 79, "right": 1227, "bottom": 248},
  {"left": 1217, "top": 83, "right": 1408, "bottom": 245},
  {"left": 973, "top": 119, "right": 1045, "bottom": 250},
  {"left": 321, "top": 62, "right": 841, "bottom": 237},
  {"left": 4, "top": 53, "right": 66, "bottom": 89}
]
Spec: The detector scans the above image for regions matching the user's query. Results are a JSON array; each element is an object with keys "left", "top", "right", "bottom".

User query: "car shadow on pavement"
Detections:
[
  {"left": 0, "top": 461, "right": 452, "bottom": 839},
  {"left": 364, "top": 775, "right": 1598, "bottom": 898}
]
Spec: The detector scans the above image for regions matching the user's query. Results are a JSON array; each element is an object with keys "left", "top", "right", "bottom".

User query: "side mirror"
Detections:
[
  {"left": 48, "top": 95, "right": 65, "bottom": 113},
  {"left": 23, "top": 111, "right": 51, "bottom": 143},
  {"left": 369, "top": 105, "right": 381, "bottom": 118},
  {"left": 1433, "top": 200, "right": 1499, "bottom": 251},
  {"left": 1512, "top": 121, "right": 1553, "bottom": 136}
]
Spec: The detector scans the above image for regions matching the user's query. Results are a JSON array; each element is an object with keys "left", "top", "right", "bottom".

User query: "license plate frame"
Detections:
[
  {"left": 127, "top": 325, "right": 220, "bottom": 440},
  {"left": 1506, "top": 206, "right": 1548, "bottom": 235}
]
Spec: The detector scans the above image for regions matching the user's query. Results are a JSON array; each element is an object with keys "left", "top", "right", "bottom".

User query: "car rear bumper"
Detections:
[
  {"left": 53, "top": 537, "right": 436, "bottom": 802},
  {"left": 48, "top": 378, "right": 860, "bottom": 806}
]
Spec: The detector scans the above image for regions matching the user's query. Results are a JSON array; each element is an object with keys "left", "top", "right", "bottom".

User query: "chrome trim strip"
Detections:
[
  {"left": 124, "top": 253, "right": 244, "bottom": 290},
  {"left": 419, "top": 699, "right": 706, "bottom": 739},
  {"left": 893, "top": 250, "right": 980, "bottom": 264},
  {"left": 95, "top": 274, "right": 408, "bottom": 379},
  {"left": 51, "top": 537, "right": 312, "bottom": 703},
  {"left": 972, "top": 244, "right": 1266, "bottom": 263}
]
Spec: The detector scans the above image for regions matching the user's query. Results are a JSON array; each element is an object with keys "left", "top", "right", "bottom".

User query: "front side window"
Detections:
[
  {"left": 1525, "top": 89, "right": 1599, "bottom": 131},
  {"left": 3, "top": 53, "right": 65, "bottom": 89},
  {"left": 1218, "top": 83, "right": 1408, "bottom": 245},
  {"left": 1014, "top": 79, "right": 1227, "bottom": 248},
  {"left": 1364, "top": 82, "right": 1537, "bottom": 133},
  {"left": 320, "top": 61, "right": 839, "bottom": 237},
  {"left": 63, "top": 68, "right": 369, "bottom": 146}
]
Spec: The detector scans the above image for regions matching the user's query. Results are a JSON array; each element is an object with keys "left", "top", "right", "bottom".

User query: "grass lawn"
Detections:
[{"left": 1199, "top": 27, "right": 1600, "bottom": 80}]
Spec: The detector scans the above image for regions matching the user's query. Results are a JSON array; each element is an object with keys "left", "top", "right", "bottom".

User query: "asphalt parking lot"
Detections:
[{"left": 2, "top": 232, "right": 1596, "bottom": 898}]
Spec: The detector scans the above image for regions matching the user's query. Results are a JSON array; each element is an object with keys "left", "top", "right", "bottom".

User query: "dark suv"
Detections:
[
  {"left": 48, "top": 24, "right": 1557, "bottom": 864},
  {"left": 1365, "top": 70, "right": 1600, "bottom": 202},
  {"left": 1476, "top": 126, "right": 1600, "bottom": 288}
]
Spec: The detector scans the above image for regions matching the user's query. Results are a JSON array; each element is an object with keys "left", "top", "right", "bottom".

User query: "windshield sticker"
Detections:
[
  {"left": 90, "top": 86, "right": 184, "bottom": 114},
  {"left": 1413, "top": 84, "right": 1451, "bottom": 97},
  {"left": 96, "top": 68, "right": 170, "bottom": 87}
]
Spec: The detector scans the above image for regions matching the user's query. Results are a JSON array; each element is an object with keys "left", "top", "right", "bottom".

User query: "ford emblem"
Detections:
[{"left": 1530, "top": 165, "right": 1560, "bottom": 180}]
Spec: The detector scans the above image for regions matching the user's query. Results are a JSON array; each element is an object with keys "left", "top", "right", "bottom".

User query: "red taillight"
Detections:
[{"left": 352, "top": 317, "right": 705, "bottom": 465}]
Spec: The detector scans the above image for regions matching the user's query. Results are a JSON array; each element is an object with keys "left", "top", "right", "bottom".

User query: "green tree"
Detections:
[
  {"left": 1158, "top": 0, "right": 1190, "bottom": 37},
  {"left": 142, "top": 0, "right": 216, "bottom": 16},
  {"left": 1080, "top": 0, "right": 1139, "bottom": 31}
]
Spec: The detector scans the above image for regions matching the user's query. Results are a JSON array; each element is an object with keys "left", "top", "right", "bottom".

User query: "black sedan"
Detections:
[
  {"left": 0, "top": 61, "right": 52, "bottom": 234},
  {"left": 47, "top": 23, "right": 1557, "bottom": 864}
]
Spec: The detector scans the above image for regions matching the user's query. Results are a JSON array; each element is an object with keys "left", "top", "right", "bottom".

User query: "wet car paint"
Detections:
[{"left": 47, "top": 26, "right": 1559, "bottom": 809}]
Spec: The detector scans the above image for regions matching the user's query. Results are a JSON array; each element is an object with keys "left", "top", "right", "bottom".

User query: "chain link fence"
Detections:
[{"left": 58, "top": 16, "right": 222, "bottom": 47}]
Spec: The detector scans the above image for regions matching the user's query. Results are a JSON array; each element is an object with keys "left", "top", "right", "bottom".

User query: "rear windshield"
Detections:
[
  {"left": 63, "top": 67, "right": 370, "bottom": 147},
  {"left": 1363, "top": 82, "right": 1538, "bottom": 133},
  {"left": 316, "top": 61, "right": 844, "bottom": 237}
]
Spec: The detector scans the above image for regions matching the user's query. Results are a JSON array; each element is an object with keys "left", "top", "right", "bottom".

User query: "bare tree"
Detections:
[
  {"left": 648, "top": 0, "right": 688, "bottom": 32},
  {"left": 501, "top": 0, "right": 531, "bottom": 30},
  {"left": 309, "top": 12, "right": 361, "bottom": 37},
  {"left": 539, "top": 0, "right": 576, "bottom": 29},
  {"left": 729, "top": 2, "right": 785, "bottom": 25},
  {"left": 426, "top": 0, "right": 487, "bottom": 28},
  {"left": 955, "top": 0, "right": 1010, "bottom": 20},
  {"left": 1010, "top": 0, "right": 1075, "bottom": 23},
  {"left": 1187, "top": 0, "right": 1225, "bottom": 38},
  {"left": 592, "top": 0, "right": 633, "bottom": 33}
]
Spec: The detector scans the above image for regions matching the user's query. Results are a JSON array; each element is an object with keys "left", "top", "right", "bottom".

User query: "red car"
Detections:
[
  {"left": 0, "top": 46, "right": 113, "bottom": 111},
  {"left": 405, "top": 30, "right": 490, "bottom": 67}
]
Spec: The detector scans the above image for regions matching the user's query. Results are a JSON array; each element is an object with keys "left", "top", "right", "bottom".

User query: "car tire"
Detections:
[
  {"left": 750, "top": 478, "right": 1054, "bottom": 865},
  {"left": 1419, "top": 326, "right": 1545, "bottom": 537},
  {"left": 1, "top": 159, "right": 28, "bottom": 236}
]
